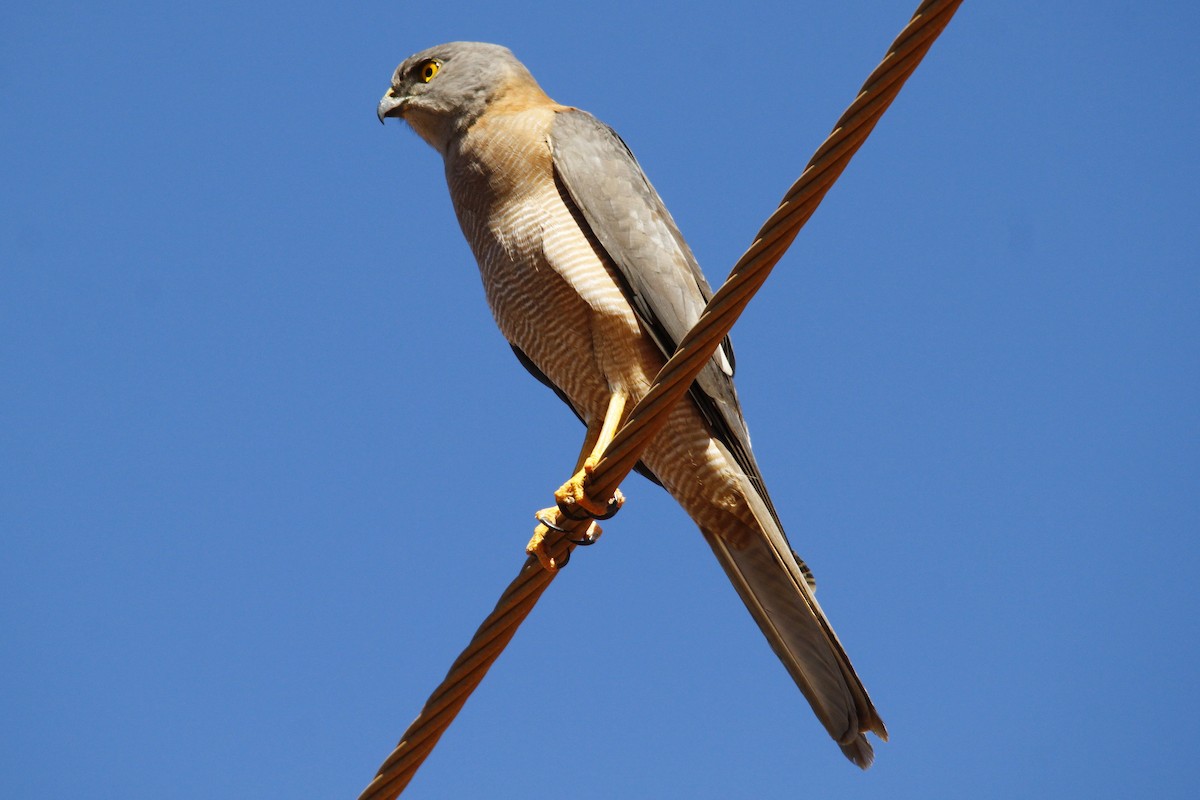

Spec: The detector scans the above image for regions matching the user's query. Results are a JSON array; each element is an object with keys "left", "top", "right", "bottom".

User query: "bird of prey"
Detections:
[{"left": 378, "top": 41, "right": 886, "bottom": 766}]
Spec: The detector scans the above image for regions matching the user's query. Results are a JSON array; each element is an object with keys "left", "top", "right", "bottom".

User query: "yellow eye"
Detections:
[{"left": 417, "top": 60, "right": 440, "bottom": 83}]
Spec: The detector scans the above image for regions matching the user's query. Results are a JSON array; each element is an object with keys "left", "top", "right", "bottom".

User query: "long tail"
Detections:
[{"left": 698, "top": 471, "right": 887, "bottom": 767}]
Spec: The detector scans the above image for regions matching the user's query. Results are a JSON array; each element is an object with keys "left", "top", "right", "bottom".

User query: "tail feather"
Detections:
[{"left": 697, "top": 472, "right": 886, "bottom": 767}]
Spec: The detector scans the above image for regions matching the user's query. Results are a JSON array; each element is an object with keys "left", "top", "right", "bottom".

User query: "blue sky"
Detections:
[{"left": 2, "top": 2, "right": 1197, "bottom": 798}]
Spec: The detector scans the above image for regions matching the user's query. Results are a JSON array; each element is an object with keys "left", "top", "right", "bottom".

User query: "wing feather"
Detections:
[{"left": 549, "top": 109, "right": 784, "bottom": 527}]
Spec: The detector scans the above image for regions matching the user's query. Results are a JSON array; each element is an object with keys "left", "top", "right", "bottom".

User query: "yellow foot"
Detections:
[
  {"left": 527, "top": 509, "right": 604, "bottom": 572},
  {"left": 554, "top": 457, "right": 626, "bottom": 519},
  {"left": 526, "top": 514, "right": 563, "bottom": 572}
]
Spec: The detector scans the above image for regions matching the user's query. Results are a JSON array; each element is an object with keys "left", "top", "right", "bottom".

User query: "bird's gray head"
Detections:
[{"left": 377, "top": 42, "right": 543, "bottom": 154}]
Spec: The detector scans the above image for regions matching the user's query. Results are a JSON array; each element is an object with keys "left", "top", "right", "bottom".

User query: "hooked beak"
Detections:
[{"left": 377, "top": 88, "right": 406, "bottom": 124}]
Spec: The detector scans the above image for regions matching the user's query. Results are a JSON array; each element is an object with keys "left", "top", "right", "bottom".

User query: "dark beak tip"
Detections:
[{"left": 377, "top": 93, "right": 405, "bottom": 126}]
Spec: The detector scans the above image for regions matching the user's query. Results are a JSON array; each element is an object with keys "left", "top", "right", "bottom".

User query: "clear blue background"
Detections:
[{"left": 3, "top": 2, "right": 1197, "bottom": 798}]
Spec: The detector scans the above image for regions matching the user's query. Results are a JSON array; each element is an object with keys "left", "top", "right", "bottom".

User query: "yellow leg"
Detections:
[
  {"left": 554, "top": 390, "right": 627, "bottom": 517},
  {"left": 526, "top": 391, "right": 628, "bottom": 571}
]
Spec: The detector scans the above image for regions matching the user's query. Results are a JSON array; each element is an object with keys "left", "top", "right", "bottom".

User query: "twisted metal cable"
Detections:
[{"left": 360, "top": 2, "right": 962, "bottom": 796}]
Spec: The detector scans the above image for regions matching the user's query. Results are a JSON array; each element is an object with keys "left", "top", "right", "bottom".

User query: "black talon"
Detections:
[
  {"left": 556, "top": 495, "right": 621, "bottom": 521},
  {"left": 537, "top": 512, "right": 598, "bottom": 546},
  {"left": 565, "top": 529, "right": 599, "bottom": 546},
  {"left": 555, "top": 500, "right": 594, "bottom": 522},
  {"left": 592, "top": 497, "right": 621, "bottom": 520},
  {"left": 535, "top": 512, "right": 568, "bottom": 533}
]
